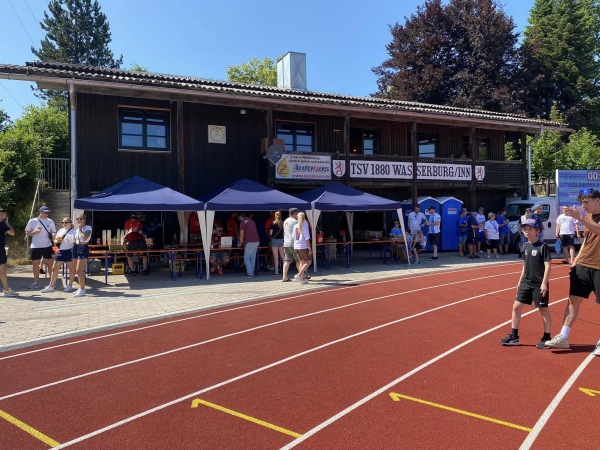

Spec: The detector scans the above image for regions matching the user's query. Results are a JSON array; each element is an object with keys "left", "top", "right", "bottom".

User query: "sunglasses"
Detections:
[
  {"left": 76, "top": 218, "right": 84, "bottom": 221},
  {"left": 62, "top": 221, "right": 71, "bottom": 224},
  {"left": 579, "top": 188, "right": 599, "bottom": 196}
]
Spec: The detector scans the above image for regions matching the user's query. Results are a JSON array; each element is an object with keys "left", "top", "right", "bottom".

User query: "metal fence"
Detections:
[{"left": 42, "top": 157, "right": 70, "bottom": 191}]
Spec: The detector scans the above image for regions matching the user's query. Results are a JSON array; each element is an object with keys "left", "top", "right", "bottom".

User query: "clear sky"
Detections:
[{"left": 1, "top": 0, "right": 535, "bottom": 121}]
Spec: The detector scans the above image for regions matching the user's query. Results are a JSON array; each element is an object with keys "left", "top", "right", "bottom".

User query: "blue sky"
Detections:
[{"left": 1, "top": 0, "right": 535, "bottom": 121}]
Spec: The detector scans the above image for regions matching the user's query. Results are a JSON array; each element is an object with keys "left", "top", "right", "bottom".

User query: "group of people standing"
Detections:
[{"left": 456, "top": 207, "right": 510, "bottom": 259}]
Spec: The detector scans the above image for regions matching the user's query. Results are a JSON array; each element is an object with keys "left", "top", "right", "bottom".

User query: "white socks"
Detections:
[{"left": 560, "top": 326, "right": 571, "bottom": 339}]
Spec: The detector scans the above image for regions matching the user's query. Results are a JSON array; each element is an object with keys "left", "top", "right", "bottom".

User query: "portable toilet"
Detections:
[
  {"left": 401, "top": 196, "right": 439, "bottom": 251},
  {"left": 436, "top": 196, "right": 463, "bottom": 251}
]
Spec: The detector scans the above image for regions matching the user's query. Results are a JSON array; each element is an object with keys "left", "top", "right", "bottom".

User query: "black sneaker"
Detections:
[
  {"left": 429, "top": 256, "right": 439, "bottom": 261},
  {"left": 499, "top": 335, "right": 519, "bottom": 346},
  {"left": 536, "top": 338, "right": 550, "bottom": 349}
]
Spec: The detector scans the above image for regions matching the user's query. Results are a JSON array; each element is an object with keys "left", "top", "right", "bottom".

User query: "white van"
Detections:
[{"left": 504, "top": 196, "right": 559, "bottom": 252}]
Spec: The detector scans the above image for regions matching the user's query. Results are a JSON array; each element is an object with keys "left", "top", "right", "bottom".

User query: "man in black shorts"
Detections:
[
  {"left": 123, "top": 228, "right": 149, "bottom": 275},
  {"left": 546, "top": 188, "right": 600, "bottom": 356}
]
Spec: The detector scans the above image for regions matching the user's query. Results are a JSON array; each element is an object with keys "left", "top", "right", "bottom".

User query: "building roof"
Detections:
[{"left": 0, "top": 61, "right": 569, "bottom": 132}]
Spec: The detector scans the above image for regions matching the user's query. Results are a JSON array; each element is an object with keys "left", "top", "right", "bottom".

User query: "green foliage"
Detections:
[
  {"left": 504, "top": 141, "right": 520, "bottom": 161},
  {"left": 130, "top": 63, "right": 148, "bottom": 72},
  {"left": 226, "top": 56, "right": 278, "bottom": 86},
  {"left": 14, "top": 104, "right": 68, "bottom": 158},
  {"left": 562, "top": 128, "right": 600, "bottom": 169},
  {"left": 32, "top": 0, "right": 123, "bottom": 108},
  {"left": 373, "top": 0, "right": 521, "bottom": 112},
  {"left": 0, "top": 125, "right": 42, "bottom": 209},
  {"left": 521, "top": 0, "right": 600, "bottom": 133}
]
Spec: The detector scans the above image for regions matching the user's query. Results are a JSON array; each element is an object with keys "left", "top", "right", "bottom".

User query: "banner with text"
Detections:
[
  {"left": 276, "top": 154, "right": 332, "bottom": 180},
  {"left": 333, "top": 160, "right": 485, "bottom": 181},
  {"left": 556, "top": 169, "right": 600, "bottom": 207}
]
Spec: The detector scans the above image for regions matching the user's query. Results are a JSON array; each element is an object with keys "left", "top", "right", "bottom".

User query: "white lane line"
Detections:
[
  {"left": 0, "top": 273, "right": 527, "bottom": 401},
  {"left": 519, "top": 353, "right": 596, "bottom": 450},
  {"left": 1, "top": 268, "right": 522, "bottom": 359},
  {"left": 54, "top": 285, "right": 532, "bottom": 449},
  {"left": 280, "top": 297, "right": 570, "bottom": 449}
]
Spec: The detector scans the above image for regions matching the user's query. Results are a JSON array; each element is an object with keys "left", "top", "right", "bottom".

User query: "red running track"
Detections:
[{"left": 0, "top": 261, "right": 599, "bottom": 449}]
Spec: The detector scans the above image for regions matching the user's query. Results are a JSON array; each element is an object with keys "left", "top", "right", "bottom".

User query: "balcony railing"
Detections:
[{"left": 42, "top": 157, "right": 70, "bottom": 191}]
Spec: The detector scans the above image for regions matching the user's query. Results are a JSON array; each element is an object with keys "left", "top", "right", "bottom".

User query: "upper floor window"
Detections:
[
  {"left": 478, "top": 138, "right": 489, "bottom": 160},
  {"left": 276, "top": 122, "right": 314, "bottom": 152},
  {"left": 119, "top": 108, "right": 170, "bottom": 151},
  {"left": 416, "top": 133, "right": 436, "bottom": 158},
  {"left": 350, "top": 128, "right": 380, "bottom": 155}
]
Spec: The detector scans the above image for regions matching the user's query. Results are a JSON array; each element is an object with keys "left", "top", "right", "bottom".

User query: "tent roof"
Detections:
[
  {"left": 74, "top": 176, "right": 203, "bottom": 211},
  {"left": 297, "top": 182, "right": 402, "bottom": 211},
  {"left": 201, "top": 178, "right": 310, "bottom": 211}
]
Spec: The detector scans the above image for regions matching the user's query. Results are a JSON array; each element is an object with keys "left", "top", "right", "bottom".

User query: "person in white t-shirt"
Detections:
[
  {"left": 24, "top": 206, "right": 56, "bottom": 289},
  {"left": 484, "top": 212, "right": 500, "bottom": 259},
  {"left": 407, "top": 205, "right": 427, "bottom": 239},
  {"left": 72, "top": 214, "right": 92, "bottom": 297},
  {"left": 556, "top": 205, "right": 580, "bottom": 264},
  {"left": 292, "top": 212, "right": 312, "bottom": 284},
  {"left": 426, "top": 206, "right": 441, "bottom": 260},
  {"left": 41, "top": 217, "right": 77, "bottom": 293}
]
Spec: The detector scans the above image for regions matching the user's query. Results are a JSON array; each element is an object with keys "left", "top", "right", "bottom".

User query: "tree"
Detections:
[
  {"left": 226, "top": 56, "right": 278, "bottom": 86},
  {"left": 0, "top": 106, "right": 10, "bottom": 133},
  {"left": 14, "top": 104, "right": 69, "bottom": 158},
  {"left": 32, "top": 0, "right": 123, "bottom": 108},
  {"left": 520, "top": 0, "right": 600, "bottom": 133},
  {"left": 373, "top": 0, "right": 522, "bottom": 112}
]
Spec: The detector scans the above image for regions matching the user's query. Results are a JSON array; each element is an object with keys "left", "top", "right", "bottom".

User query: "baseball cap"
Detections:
[
  {"left": 520, "top": 218, "right": 541, "bottom": 230},
  {"left": 39, "top": 206, "right": 51, "bottom": 213},
  {"left": 487, "top": 212, "right": 496, "bottom": 218}
]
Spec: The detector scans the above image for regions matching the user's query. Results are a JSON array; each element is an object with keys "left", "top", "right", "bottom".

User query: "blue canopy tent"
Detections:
[
  {"left": 74, "top": 175, "right": 205, "bottom": 245},
  {"left": 200, "top": 178, "right": 310, "bottom": 279},
  {"left": 297, "top": 183, "right": 409, "bottom": 269}
]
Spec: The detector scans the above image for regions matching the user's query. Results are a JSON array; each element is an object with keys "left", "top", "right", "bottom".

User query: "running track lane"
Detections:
[{"left": 3, "top": 263, "right": 598, "bottom": 448}]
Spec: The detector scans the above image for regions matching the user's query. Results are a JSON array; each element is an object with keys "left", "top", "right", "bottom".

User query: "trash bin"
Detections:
[{"left": 436, "top": 196, "right": 464, "bottom": 251}]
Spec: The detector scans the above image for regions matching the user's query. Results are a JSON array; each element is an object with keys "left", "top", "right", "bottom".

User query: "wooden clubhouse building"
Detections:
[{"left": 0, "top": 54, "right": 569, "bottom": 215}]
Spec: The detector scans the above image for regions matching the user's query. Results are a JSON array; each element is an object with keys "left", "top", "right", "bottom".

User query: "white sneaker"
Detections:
[
  {"left": 495, "top": 255, "right": 500, "bottom": 259},
  {"left": 72, "top": 289, "right": 81, "bottom": 296},
  {"left": 593, "top": 343, "right": 600, "bottom": 356},
  {"left": 545, "top": 334, "right": 570, "bottom": 349},
  {"left": 63, "top": 285, "right": 73, "bottom": 292},
  {"left": 40, "top": 285, "right": 55, "bottom": 293},
  {"left": 293, "top": 274, "right": 300, "bottom": 282},
  {"left": 2, "top": 288, "right": 18, "bottom": 297},
  {"left": 301, "top": 278, "right": 309, "bottom": 285},
  {"left": 73, "top": 289, "right": 86, "bottom": 297}
]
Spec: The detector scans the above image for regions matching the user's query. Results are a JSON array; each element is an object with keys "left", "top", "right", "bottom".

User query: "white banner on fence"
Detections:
[
  {"left": 276, "top": 154, "right": 331, "bottom": 180},
  {"left": 333, "top": 160, "right": 485, "bottom": 181}
]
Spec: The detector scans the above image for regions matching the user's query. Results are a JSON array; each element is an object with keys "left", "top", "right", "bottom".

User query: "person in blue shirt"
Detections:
[
  {"left": 456, "top": 208, "right": 469, "bottom": 257},
  {"left": 496, "top": 209, "right": 510, "bottom": 254}
]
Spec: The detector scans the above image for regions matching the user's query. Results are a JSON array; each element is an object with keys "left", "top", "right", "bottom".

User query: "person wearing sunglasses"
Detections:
[
  {"left": 24, "top": 206, "right": 56, "bottom": 289},
  {"left": 40, "top": 218, "right": 77, "bottom": 293},
  {"left": 71, "top": 215, "right": 92, "bottom": 297},
  {"left": 545, "top": 188, "right": 600, "bottom": 356}
]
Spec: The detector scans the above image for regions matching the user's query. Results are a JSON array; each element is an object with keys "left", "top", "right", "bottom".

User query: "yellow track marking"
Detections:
[
  {"left": 0, "top": 409, "right": 61, "bottom": 447},
  {"left": 579, "top": 387, "right": 600, "bottom": 397},
  {"left": 389, "top": 392, "right": 532, "bottom": 432},
  {"left": 191, "top": 398, "right": 302, "bottom": 438}
]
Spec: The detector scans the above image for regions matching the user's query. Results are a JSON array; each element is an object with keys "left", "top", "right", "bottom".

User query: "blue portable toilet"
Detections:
[
  {"left": 436, "top": 196, "right": 463, "bottom": 251},
  {"left": 401, "top": 196, "right": 439, "bottom": 251}
]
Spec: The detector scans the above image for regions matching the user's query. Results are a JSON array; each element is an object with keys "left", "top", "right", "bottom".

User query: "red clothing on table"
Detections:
[{"left": 124, "top": 218, "right": 143, "bottom": 232}]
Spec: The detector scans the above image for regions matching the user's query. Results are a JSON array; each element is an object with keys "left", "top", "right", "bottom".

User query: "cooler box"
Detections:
[
  {"left": 87, "top": 259, "right": 102, "bottom": 273},
  {"left": 111, "top": 262, "right": 125, "bottom": 275},
  {"left": 437, "top": 196, "right": 463, "bottom": 251}
]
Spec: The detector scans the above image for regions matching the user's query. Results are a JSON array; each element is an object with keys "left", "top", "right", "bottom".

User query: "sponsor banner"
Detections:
[
  {"left": 276, "top": 153, "right": 331, "bottom": 180},
  {"left": 556, "top": 169, "right": 600, "bottom": 207},
  {"left": 333, "top": 160, "right": 485, "bottom": 181}
]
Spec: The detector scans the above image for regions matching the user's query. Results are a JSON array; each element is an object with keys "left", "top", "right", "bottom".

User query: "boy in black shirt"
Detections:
[{"left": 499, "top": 218, "right": 551, "bottom": 348}]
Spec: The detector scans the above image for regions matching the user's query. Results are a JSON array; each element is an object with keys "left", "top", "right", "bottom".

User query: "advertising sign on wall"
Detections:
[
  {"left": 333, "top": 160, "right": 485, "bottom": 181},
  {"left": 556, "top": 169, "right": 600, "bottom": 207},
  {"left": 275, "top": 154, "right": 332, "bottom": 180}
]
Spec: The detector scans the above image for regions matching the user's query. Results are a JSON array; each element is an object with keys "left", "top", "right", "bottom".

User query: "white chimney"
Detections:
[{"left": 277, "top": 52, "right": 307, "bottom": 91}]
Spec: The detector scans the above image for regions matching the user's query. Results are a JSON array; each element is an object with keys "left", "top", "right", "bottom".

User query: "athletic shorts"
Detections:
[
  {"left": 125, "top": 239, "right": 147, "bottom": 256},
  {"left": 284, "top": 246, "right": 299, "bottom": 263},
  {"left": 569, "top": 265, "right": 600, "bottom": 303},
  {"left": 457, "top": 235, "right": 467, "bottom": 245},
  {"left": 72, "top": 244, "right": 89, "bottom": 260},
  {"left": 467, "top": 234, "right": 478, "bottom": 245},
  {"left": 428, "top": 233, "right": 440, "bottom": 246},
  {"left": 31, "top": 246, "right": 54, "bottom": 261},
  {"left": 0, "top": 251, "right": 6, "bottom": 265},
  {"left": 295, "top": 248, "right": 311, "bottom": 262},
  {"left": 560, "top": 234, "right": 575, "bottom": 248},
  {"left": 55, "top": 248, "right": 73, "bottom": 262},
  {"left": 516, "top": 284, "right": 549, "bottom": 307},
  {"left": 486, "top": 239, "right": 499, "bottom": 250}
]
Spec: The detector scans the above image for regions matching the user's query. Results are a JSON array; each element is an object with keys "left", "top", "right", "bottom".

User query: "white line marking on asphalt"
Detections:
[
  {"left": 280, "top": 297, "right": 570, "bottom": 449},
  {"left": 1, "top": 273, "right": 530, "bottom": 401},
  {"left": 1, "top": 267, "right": 522, "bottom": 358},
  {"left": 519, "top": 353, "right": 596, "bottom": 450},
  {"left": 55, "top": 286, "right": 545, "bottom": 449}
]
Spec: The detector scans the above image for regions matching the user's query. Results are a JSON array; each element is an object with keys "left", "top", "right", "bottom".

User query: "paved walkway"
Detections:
[{"left": 0, "top": 251, "right": 518, "bottom": 351}]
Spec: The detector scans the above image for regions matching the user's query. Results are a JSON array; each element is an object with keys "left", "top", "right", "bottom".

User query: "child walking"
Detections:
[{"left": 499, "top": 218, "right": 552, "bottom": 348}]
